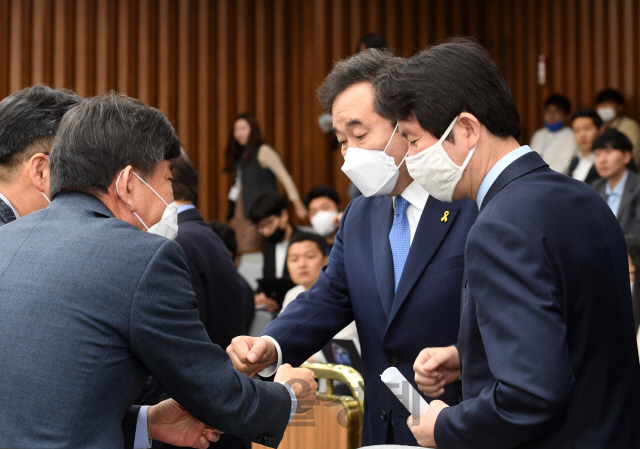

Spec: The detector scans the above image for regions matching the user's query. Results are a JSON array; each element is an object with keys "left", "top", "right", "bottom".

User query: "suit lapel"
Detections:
[
  {"left": 385, "top": 197, "right": 459, "bottom": 332},
  {"left": 618, "top": 171, "right": 636, "bottom": 220},
  {"left": 371, "top": 198, "right": 395, "bottom": 319},
  {"left": 480, "top": 152, "right": 548, "bottom": 213}
]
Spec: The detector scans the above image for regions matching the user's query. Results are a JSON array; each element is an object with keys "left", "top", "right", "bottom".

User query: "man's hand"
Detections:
[
  {"left": 227, "top": 336, "right": 279, "bottom": 377},
  {"left": 274, "top": 363, "right": 318, "bottom": 413},
  {"left": 148, "top": 399, "right": 222, "bottom": 449},
  {"left": 293, "top": 199, "right": 308, "bottom": 221},
  {"left": 414, "top": 346, "right": 460, "bottom": 397},
  {"left": 406, "top": 399, "right": 449, "bottom": 447},
  {"left": 254, "top": 292, "right": 268, "bottom": 307}
]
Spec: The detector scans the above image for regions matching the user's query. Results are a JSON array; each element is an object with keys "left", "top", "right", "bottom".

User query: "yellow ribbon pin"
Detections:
[{"left": 441, "top": 211, "right": 450, "bottom": 223}]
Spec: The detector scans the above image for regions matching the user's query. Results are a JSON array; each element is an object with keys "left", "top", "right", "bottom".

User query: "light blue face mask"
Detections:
[{"left": 116, "top": 169, "right": 179, "bottom": 240}]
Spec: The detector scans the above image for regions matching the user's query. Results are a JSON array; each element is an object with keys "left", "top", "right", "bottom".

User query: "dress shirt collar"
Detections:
[
  {"left": 177, "top": 204, "right": 196, "bottom": 214},
  {"left": 0, "top": 191, "right": 19, "bottom": 218},
  {"left": 476, "top": 145, "right": 532, "bottom": 209},
  {"left": 606, "top": 169, "right": 629, "bottom": 197},
  {"left": 393, "top": 180, "right": 429, "bottom": 211}
]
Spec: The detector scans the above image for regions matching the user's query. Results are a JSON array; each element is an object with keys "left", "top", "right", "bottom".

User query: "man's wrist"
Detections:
[{"left": 258, "top": 335, "right": 282, "bottom": 376}]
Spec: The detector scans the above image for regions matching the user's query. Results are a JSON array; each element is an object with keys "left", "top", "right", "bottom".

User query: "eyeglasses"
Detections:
[{"left": 256, "top": 215, "right": 280, "bottom": 234}]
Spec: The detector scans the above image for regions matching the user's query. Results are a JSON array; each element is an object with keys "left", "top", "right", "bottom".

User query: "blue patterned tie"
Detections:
[{"left": 389, "top": 196, "right": 410, "bottom": 293}]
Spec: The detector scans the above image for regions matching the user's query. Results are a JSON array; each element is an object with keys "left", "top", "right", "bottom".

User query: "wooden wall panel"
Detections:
[{"left": 2, "top": 0, "right": 640, "bottom": 221}]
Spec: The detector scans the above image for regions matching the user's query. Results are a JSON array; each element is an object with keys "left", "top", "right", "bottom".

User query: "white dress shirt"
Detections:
[
  {"left": 260, "top": 181, "right": 428, "bottom": 376},
  {"left": 529, "top": 126, "right": 578, "bottom": 174},
  {"left": 571, "top": 154, "right": 594, "bottom": 181}
]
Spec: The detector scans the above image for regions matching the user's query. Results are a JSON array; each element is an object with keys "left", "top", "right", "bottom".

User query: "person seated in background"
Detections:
[
  {"left": 249, "top": 191, "right": 301, "bottom": 313},
  {"left": 209, "top": 221, "right": 256, "bottom": 336},
  {"left": 592, "top": 129, "right": 640, "bottom": 237},
  {"left": 280, "top": 232, "right": 359, "bottom": 362},
  {"left": 595, "top": 88, "right": 640, "bottom": 167},
  {"left": 530, "top": 93, "right": 577, "bottom": 174},
  {"left": 303, "top": 185, "right": 342, "bottom": 253},
  {"left": 568, "top": 109, "right": 603, "bottom": 184}
]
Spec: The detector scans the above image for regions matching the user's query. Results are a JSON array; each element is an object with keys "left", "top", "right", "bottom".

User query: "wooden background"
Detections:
[{"left": 1, "top": 0, "right": 639, "bottom": 222}]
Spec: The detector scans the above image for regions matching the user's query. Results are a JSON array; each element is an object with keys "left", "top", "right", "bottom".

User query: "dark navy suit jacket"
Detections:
[
  {"left": 435, "top": 152, "right": 640, "bottom": 448},
  {"left": 262, "top": 190, "right": 477, "bottom": 445}
]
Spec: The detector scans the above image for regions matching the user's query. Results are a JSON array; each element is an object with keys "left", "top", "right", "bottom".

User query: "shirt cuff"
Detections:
[
  {"left": 134, "top": 405, "right": 152, "bottom": 448},
  {"left": 258, "top": 335, "right": 282, "bottom": 377},
  {"left": 277, "top": 381, "right": 298, "bottom": 422}
]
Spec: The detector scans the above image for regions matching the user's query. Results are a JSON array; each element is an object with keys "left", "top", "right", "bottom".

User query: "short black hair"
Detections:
[
  {"left": 0, "top": 84, "right": 81, "bottom": 172},
  {"left": 376, "top": 38, "right": 521, "bottom": 142},
  {"left": 544, "top": 94, "right": 571, "bottom": 115},
  {"left": 571, "top": 109, "right": 603, "bottom": 128},
  {"left": 317, "top": 48, "right": 404, "bottom": 114},
  {"left": 592, "top": 128, "right": 633, "bottom": 152},
  {"left": 248, "top": 191, "right": 287, "bottom": 224},
  {"left": 209, "top": 221, "right": 238, "bottom": 258},
  {"left": 596, "top": 88, "right": 625, "bottom": 106},
  {"left": 171, "top": 149, "right": 199, "bottom": 205},
  {"left": 356, "top": 33, "right": 389, "bottom": 51},
  {"left": 303, "top": 185, "right": 341, "bottom": 209},
  {"left": 288, "top": 231, "right": 327, "bottom": 255},
  {"left": 49, "top": 92, "right": 181, "bottom": 199}
]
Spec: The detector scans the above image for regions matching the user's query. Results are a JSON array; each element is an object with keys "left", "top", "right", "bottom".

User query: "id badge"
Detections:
[{"left": 228, "top": 184, "right": 240, "bottom": 201}]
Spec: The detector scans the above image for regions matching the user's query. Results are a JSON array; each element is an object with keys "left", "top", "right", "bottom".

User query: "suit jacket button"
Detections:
[
  {"left": 380, "top": 410, "right": 387, "bottom": 420},
  {"left": 390, "top": 357, "right": 399, "bottom": 367},
  {"left": 258, "top": 435, "right": 268, "bottom": 445}
]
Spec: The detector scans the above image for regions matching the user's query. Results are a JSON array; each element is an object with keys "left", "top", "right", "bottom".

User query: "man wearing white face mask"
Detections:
[
  {"left": 303, "top": 185, "right": 343, "bottom": 254},
  {"left": 595, "top": 88, "right": 640, "bottom": 168},
  {"left": 376, "top": 38, "right": 640, "bottom": 449},
  {"left": 0, "top": 92, "right": 319, "bottom": 449},
  {"left": 226, "top": 49, "right": 478, "bottom": 446}
]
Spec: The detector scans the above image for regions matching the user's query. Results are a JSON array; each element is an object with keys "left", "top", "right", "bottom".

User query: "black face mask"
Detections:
[{"left": 265, "top": 227, "right": 286, "bottom": 244}]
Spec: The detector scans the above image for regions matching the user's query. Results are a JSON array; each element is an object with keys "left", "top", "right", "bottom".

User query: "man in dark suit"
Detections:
[
  {"left": 592, "top": 129, "right": 640, "bottom": 237},
  {"left": 227, "top": 49, "right": 478, "bottom": 446},
  {"left": 0, "top": 84, "right": 223, "bottom": 448},
  {"left": 0, "top": 92, "right": 317, "bottom": 448},
  {"left": 140, "top": 150, "right": 249, "bottom": 449},
  {"left": 376, "top": 38, "right": 640, "bottom": 448}
]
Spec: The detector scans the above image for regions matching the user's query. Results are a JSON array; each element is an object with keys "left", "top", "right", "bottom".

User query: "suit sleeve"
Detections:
[
  {"left": 434, "top": 219, "right": 574, "bottom": 449},
  {"left": 261, "top": 202, "right": 356, "bottom": 367},
  {"left": 129, "top": 240, "right": 291, "bottom": 447},
  {"left": 122, "top": 406, "right": 141, "bottom": 449}
]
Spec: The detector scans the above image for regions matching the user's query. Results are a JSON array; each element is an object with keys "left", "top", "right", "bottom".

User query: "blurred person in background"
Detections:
[
  {"left": 530, "top": 94, "right": 577, "bottom": 174},
  {"left": 225, "top": 113, "right": 306, "bottom": 254},
  {"left": 567, "top": 109, "right": 603, "bottom": 184},
  {"left": 356, "top": 33, "right": 389, "bottom": 53},
  {"left": 303, "top": 185, "right": 342, "bottom": 254},
  {"left": 280, "top": 232, "right": 359, "bottom": 361},
  {"left": 592, "top": 129, "right": 640, "bottom": 237},
  {"left": 249, "top": 191, "right": 301, "bottom": 314},
  {"left": 209, "top": 220, "right": 256, "bottom": 336},
  {"left": 595, "top": 88, "right": 640, "bottom": 167}
]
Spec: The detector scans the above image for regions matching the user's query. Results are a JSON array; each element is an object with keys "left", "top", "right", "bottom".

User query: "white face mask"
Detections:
[
  {"left": 116, "top": 169, "right": 179, "bottom": 240},
  {"left": 311, "top": 210, "right": 339, "bottom": 237},
  {"left": 341, "top": 124, "right": 407, "bottom": 197},
  {"left": 597, "top": 106, "right": 616, "bottom": 123},
  {"left": 41, "top": 192, "right": 51, "bottom": 204},
  {"left": 405, "top": 116, "right": 477, "bottom": 203}
]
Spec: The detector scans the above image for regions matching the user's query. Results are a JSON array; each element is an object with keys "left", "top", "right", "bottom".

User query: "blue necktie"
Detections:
[{"left": 389, "top": 196, "right": 410, "bottom": 293}]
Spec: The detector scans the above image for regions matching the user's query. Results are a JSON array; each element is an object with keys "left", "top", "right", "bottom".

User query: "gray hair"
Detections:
[
  {"left": 317, "top": 48, "right": 405, "bottom": 115},
  {"left": 49, "top": 92, "right": 181, "bottom": 199}
]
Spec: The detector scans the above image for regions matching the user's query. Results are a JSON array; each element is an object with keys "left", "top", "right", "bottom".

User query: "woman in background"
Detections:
[{"left": 225, "top": 113, "right": 306, "bottom": 254}]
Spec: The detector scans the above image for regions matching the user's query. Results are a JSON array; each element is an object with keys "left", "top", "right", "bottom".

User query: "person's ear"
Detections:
[
  {"left": 624, "top": 151, "right": 633, "bottom": 165},
  {"left": 115, "top": 165, "right": 139, "bottom": 212},
  {"left": 29, "top": 153, "right": 50, "bottom": 194},
  {"left": 457, "top": 113, "right": 481, "bottom": 150}
]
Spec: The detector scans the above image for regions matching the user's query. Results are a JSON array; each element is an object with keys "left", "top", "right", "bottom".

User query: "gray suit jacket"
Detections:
[
  {"left": 0, "top": 192, "right": 290, "bottom": 449},
  {"left": 592, "top": 169, "right": 640, "bottom": 237}
]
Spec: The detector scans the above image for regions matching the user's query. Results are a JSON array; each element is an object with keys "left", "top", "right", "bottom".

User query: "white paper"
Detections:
[{"left": 380, "top": 367, "right": 429, "bottom": 417}]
